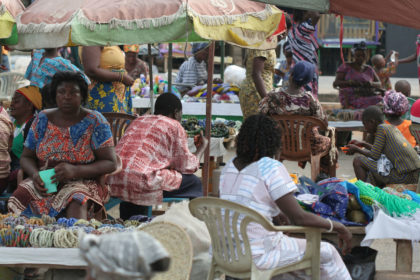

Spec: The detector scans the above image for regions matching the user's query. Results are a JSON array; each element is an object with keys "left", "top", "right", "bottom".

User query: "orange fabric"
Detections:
[{"left": 385, "top": 120, "right": 417, "bottom": 147}]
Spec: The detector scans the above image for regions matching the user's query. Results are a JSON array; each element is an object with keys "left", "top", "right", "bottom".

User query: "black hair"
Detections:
[
  {"left": 236, "top": 114, "right": 282, "bottom": 165},
  {"left": 292, "top": 9, "right": 305, "bottom": 23},
  {"left": 50, "top": 71, "right": 88, "bottom": 103},
  {"left": 40, "top": 83, "right": 57, "bottom": 109},
  {"left": 353, "top": 41, "right": 367, "bottom": 51},
  {"left": 362, "top": 106, "right": 384, "bottom": 123},
  {"left": 154, "top": 93, "right": 182, "bottom": 117},
  {"left": 285, "top": 13, "right": 292, "bottom": 30}
]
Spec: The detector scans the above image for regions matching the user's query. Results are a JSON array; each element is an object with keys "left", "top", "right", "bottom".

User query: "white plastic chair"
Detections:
[
  {"left": 0, "top": 72, "right": 26, "bottom": 100},
  {"left": 189, "top": 197, "right": 321, "bottom": 280}
]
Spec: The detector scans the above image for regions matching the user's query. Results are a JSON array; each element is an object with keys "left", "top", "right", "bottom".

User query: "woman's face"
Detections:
[
  {"left": 10, "top": 92, "right": 33, "bottom": 119},
  {"left": 56, "top": 81, "right": 82, "bottom": 114},
  {"left": 363, "top": 119, "right": 377, "bottom": 134},
  {"left": 354, "top": 50, "right": 367, "bottom": 65}
]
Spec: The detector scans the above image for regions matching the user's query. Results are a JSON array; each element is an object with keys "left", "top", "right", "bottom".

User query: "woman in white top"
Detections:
[{"left": 219, "top": 114, "right": 352, "bottom": 279}]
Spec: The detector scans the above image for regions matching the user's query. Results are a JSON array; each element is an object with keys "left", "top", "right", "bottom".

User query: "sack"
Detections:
[{"left": 343, "top": 246, "right": 377, "bottom": 280}]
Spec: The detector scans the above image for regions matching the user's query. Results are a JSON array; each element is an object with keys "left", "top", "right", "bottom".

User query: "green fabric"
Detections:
[
  {"left": 403, "top": 97, "right": 416, "bottom": 120},
  {"left": 251, "top": 0, "right": 329, "bottom": 12},
  {"left": 11, "top": 129, "right": 23, "bottom": 159},
  {"left": 0, "top": 24, "right": 18, "bottom": 45},
  {"left": 71, "top": 16, "right": 205, "bottom": 45}
]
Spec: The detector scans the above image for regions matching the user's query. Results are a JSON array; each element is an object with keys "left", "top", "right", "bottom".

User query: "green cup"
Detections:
[{"left": 39, "top": 169, "right": 58, "bottom": 194}]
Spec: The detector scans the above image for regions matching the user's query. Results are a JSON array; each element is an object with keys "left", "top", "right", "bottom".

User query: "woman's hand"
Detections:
[
  {"left": 52, "top": 163, "right": 78, "bottom": 184},
  {"left": 334, "top": 222, "right": 353, "bottom": 255},
  {"left": 122, "top": 74, "right": 134, "bottom": 87},
  {"left": 346, "top": 144, "right": 360, "bottom": 155},
  {"left": 33, "top": 172, "right": 50, "bottom": 196}
]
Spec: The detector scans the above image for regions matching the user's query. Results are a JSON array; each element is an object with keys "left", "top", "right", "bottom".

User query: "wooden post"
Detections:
[
  {"left": 202, "top": 41, "right": 215, "bottom": 196},
  {"left": 395, "top": 239, "right": 413, "bottom": 272},
  {"left": 148, "top": 44, "right": 154, "bottom": 114},
  {"left": 220, "top": 41, "right": 225, "bottom": 81}
]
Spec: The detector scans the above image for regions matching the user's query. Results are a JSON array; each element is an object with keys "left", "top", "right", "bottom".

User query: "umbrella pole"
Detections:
[
  {"left": 220, "top": 41, "right": 225, "bottom": 81},
  {"left": 168, "top": 43, "right": 173, "bottom": 92},
  {"left": 148, "top": 44, "right": 154, "bottom": 114},
  {"left": 202, "top": 41, "right": 215, "bottom": 197}
]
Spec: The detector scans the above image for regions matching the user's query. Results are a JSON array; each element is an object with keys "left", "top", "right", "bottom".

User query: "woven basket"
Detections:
[{"left": 139, "top": 221, "right": 193, "bottom": 280}]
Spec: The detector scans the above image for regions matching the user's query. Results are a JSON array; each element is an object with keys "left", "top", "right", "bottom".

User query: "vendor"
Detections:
[
  {"left": 124, "top": 45, "right": 148, "bottom": 80},
  {"left": 347, "top": 106, "right": 420, "bottom": 187},
  {"left": 108, "top": 93, "right": 209, "bottom": 219}
]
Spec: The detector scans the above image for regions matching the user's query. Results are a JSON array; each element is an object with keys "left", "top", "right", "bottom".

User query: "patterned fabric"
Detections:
[
  {"left": 384, "top": 120, "right": 416, "bottom": 147},
  {"left": 84, "top": 46, "right": 133, "bottom": 114},
  {"left": 359, "top": 124, "right": 420, "bottom": 185},
  {"left": 239, "top": 49, "right": 276, "bottom": 119},
  {"left": 16, "top": 86, "right": 42, "bottom": 110},
  {"left": 25, "top": 49, "right": 90, "bottom": 89},
  {"left": 108, "top": 115, "right": 199, "bottom": 206},
  {"left": 175, "top": 57, "right": 207, "bottom": 93},
  {"left": 8, "top": 110, "right": 114, "bottom": 218},
  {"left": 383, "top": 90, "right": 409, "bottom": 116},
  {"left": 277, "top": 60, "right": 292, "bottom": 87},
  {"left": 375, "top": 62, "right": 396, "bottom": 90},
  {"left": 288, "top": 20, "right": 319, "bottom": 97},
  {"left": 219, "top": 157, "right": 351, "bottom": 279},
  {"left": 336, "top": 63, "right": 383, "bottom": 109},
  {"left": 0, "top": 108, "right": 13, "bottom": 179}
]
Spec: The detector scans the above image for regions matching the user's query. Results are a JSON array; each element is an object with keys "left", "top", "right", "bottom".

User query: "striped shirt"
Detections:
[
  {"left": 219, "top": 157, "right": 297, "bottom": 268},
  {"left": 368, "top": 124, "right": 420, "bottom": 174},
  {"left": 175, "top": 57, "right": 207, "bottom": 92}
]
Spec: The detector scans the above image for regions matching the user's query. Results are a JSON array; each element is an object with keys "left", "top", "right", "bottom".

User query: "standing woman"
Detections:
[
  {"left": 81, "top": 46, "right": 134, "bottom": 114},
  {"left": 333, "top": 42, "right": 383, "bottom": 109},
  {"left": 239, "top": 48, "right": 276, "bottom": 120}
]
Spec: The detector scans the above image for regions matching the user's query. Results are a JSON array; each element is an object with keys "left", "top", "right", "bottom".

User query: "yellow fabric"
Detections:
[
  {"left": 190, "top": 6, "right": 282, "bottom": 50},
  {"left": 0, "top": 11, "right": 15, "bottom": 39},
  {"left": 385, "top": 120, "right": 417, "bottom": 147},
  {"left": 99, "top": 46, "right": 125, "bottom": 70},
  {"left": 1, "top": 47, "right": 8, "bottom": 55},
  {"left": 123, "top": 44, "right": 140, "bottom": 53},
  {"left": 16, "top": 86, "right": 42, "bottom": 110}
]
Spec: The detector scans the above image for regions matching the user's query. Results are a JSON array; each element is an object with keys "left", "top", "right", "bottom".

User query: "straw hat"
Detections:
[{"left": 139, "top": 222, "right": 193, "bottom": 280}]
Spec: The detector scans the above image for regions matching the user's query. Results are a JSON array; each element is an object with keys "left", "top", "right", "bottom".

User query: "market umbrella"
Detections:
[
  {"left": 252, "top": 0, "right": 420, "bottom": 29},
  {"left": 15, "top": 0, "right": 283, "bottom": 49},
  {"left": 15, "top": 0, "right": 286, "bottom": 195},
  {"left": 0, "top": 0, "right": 24, "bottom": 44}
]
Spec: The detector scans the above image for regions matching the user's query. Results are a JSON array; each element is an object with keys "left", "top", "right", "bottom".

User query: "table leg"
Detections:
[{"left": 395, "top": 239, "right": 412, "bottom": 272}]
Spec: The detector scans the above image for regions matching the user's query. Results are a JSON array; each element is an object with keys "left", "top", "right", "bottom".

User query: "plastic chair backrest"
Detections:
[
  {"left": 271, "top": 115, "right": 327, "bottom": 162},
  {"left": 0, "top": 72, "right": 26, "bottom": 100},
  {"left": 189, "top": 197, "right": 275, "bottom": 274},
  {"left": 409, "top": 123, "right": 420, "bottom": 145},
  {"left": 102, "top": 112, "right": 137, "bottom": 145}
]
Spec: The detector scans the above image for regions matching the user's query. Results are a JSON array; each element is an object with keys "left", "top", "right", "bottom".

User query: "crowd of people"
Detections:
[{"left": 0, "top": 7, "right": 420, "bottom": 279}]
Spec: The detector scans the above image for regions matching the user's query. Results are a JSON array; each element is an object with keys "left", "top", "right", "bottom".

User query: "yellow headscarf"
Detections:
[
  {"left": 16, "top": 86, "right": 42, "bottom": 110},
  {"left": 123, "top": 45, "right": 140, "bottom": 53}
]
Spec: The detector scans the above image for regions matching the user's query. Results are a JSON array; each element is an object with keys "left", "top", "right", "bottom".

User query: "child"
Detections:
[
  {"left": 383, "top": 90, "right": 416, "bottom": 147},
  {"left": 371, "top": 52, "right": 398, "bottom": 90},
  {"left": 347, "top": 106, "right": 420, "bottom": 187},
  {"left": 274, "top": 42, "right": 293, "bottom": 87},
  {"left": 395, "top": 80, "right": 416, "bottom": 120}
]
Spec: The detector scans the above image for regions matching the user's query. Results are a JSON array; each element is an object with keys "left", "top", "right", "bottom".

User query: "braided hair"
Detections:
[{"left": 236, "top": 114, "right": 282, "bottom": 165}]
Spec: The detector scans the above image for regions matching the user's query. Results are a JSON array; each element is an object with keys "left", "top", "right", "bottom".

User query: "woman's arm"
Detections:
[
  {"left": 82, "top": 46, "right": 133, "bottom": 86},
  {"left": 333, "top": 71, "right": 355, "bottom": 88},
  {"left": 20, "top": 148, "right": 47, "bottom": 194},
  {"left": 252, "top": 56, "right": 268, "bottom": 98},
  {"left": 399, "top": 53, "right": 416, "bottom": 64},
  {"left": 52, "top": 147, "right": 117, "bottom": 183},
  {"left": 369, "top": 68, "right": 382, "bottom": 89},
  {"left": 276, "top": 193, "right": 352, "bottom": 254}
]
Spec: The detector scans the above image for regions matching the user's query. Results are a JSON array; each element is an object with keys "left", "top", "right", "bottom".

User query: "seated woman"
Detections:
[
  {"left": 0, "top": 105, "right": 13, "bottom": 193},
  {"left": 219, "top": 114, "right": 352, "bottom": 279},
  {"left": 333, "top": 42, "right": 383, "bottom": 109},
  {"left": 108, "top": 93, "right": 208, "bottom": 220},
  {"left": 9, "top": 86, "right": 42, "bottom": 190},
  {"left": 259, "top": 61, "right": 333, "bottom": 174},
  {"left": 347, "top": 106, "right": 420, "bottom": 187},
  {"left": 8, "top": 71, "right": 118, "bottom": 219},
  {"left": 383, "top": 90, "right": 416, "bottom": 147}
]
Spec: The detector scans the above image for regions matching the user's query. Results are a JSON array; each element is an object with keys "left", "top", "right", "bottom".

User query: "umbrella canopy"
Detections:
[
  {"left": 16, "top": 0, "right": 284, "bottom": 49},
  {"left": 0, "top": 0, "right": 24, "bottom": 44},
  {"left": 252, "top": 0, "right": 420, "bottom": 30}
]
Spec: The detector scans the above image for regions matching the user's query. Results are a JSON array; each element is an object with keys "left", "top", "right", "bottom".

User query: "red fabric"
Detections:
[
  {"left": 330, "top": 0, "right": 420, "bottom": 30},
  {"left": 108, "top": 115, "right": 199, "bottom": 206}
]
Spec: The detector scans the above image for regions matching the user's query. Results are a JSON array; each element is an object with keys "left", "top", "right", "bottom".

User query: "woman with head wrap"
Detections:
[
  {"left": 124, "top": 45, "right": 148, "bottom": 79},
  {"left": 383, "top": 90, "right": 416, "bottom": 147},
  {"left": 259, "top": 61, "right": 333, "bottom": 175},
  {"left": 333, "top": 42, "right": 383, "bottom": 109}
]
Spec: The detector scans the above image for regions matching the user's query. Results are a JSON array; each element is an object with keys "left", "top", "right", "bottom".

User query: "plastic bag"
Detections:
[{"left": 343, "top": 246, "right": 377, "bottom": 280}]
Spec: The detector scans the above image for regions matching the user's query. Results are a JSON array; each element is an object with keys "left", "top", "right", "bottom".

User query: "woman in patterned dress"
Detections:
[
  {"left": 239, "top": 48, "right": 276, "bottom": 120},
  {"left": 8, "top": 71, "right": 118, "bottom": 219}
]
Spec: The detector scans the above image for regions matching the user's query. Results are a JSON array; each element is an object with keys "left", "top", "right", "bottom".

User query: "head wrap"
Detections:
[
  {"left": 291, "top": 61, "right": 314, "bottom": 87},
  {"left": 15, "top": 86, "right": 42, "bottom": 110},
  {"left": 123, "top": 45, "right": 140, "bottom": 53},
  {"left": 192, "top": 43, "right": 209, "bottom": 54},
  {"left": 411, "top": 99, "right": 420, "bottom": 123},
  {"left": 383, "top": 90, "right": 409, "bottom": 116}
]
